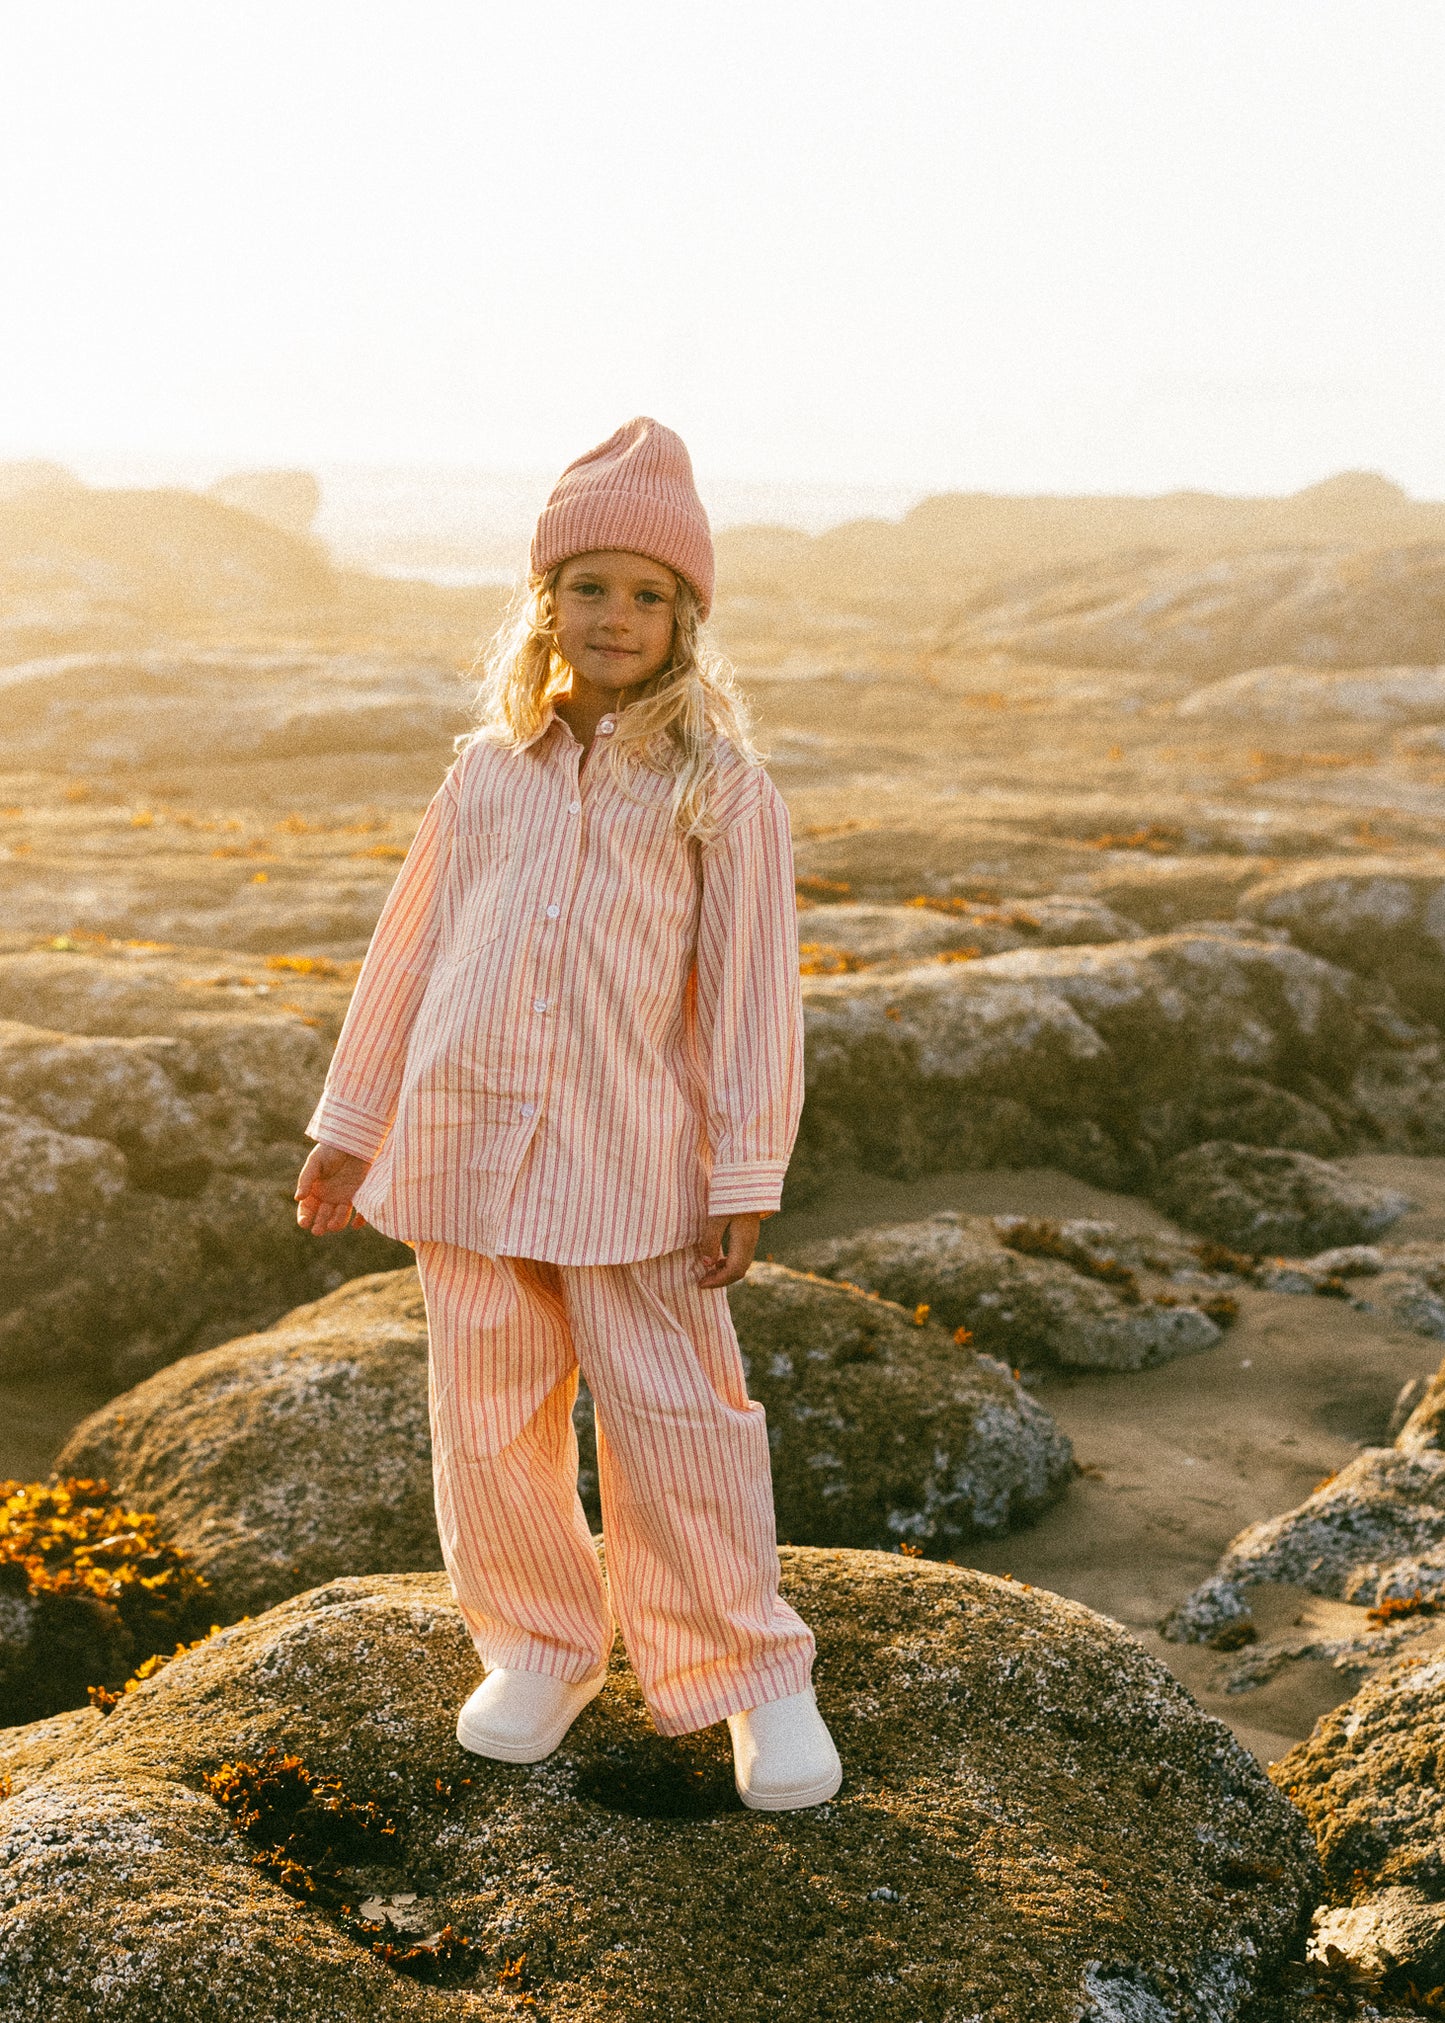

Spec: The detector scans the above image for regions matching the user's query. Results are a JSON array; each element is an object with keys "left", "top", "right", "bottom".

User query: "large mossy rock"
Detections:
[
  {"left": 0, "top": 1555, "right": 1322, "bottom": 2021},
  {"left": 55, "top": 1272, "right": 441, "bottom": 1622},
  {"left": 1154, "top": 1141, "right": 1412, "bottom": 1256},
  {"left": 0, "top": 951, "right": 409, "bottom": 1383},
  {"left": 1274, "top": 1650, "right": 1445, "bottom": 1998},
  {"left": 788, "top": 929, "right": 1445, "bottom": 1205},
  {"left": 58, "top": 1266, "right": 1074, "bottom": 1620},
  {"left": 729, "top": 1262, "right": 1072, "bottom": 1544},
  {"left": 800, "top": 1210, "right": 1224, "bottom": 1372}
]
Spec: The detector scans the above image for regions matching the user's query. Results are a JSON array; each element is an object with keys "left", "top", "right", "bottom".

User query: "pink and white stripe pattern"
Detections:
[
  {"left": 416, "top": 1238, "right": 817, "bottom": 1734},
  {"left": 306, "top": 704, "right": 805, "bottom": 1263}
]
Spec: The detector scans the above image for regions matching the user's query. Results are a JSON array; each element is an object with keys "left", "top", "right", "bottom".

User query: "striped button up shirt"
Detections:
[{"left": 305, "top": 702, "right": 805, "bottom": 1264}]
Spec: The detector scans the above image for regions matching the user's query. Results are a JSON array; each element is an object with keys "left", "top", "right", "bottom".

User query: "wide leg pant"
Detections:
[{"left": 414, "top": 1240, "right": 816, "bottom": 1737}]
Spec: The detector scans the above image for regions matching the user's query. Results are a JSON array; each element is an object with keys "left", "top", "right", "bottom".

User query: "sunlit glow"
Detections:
[{"left": 2, "top": 1, "right": 1443, "bottom": 499}]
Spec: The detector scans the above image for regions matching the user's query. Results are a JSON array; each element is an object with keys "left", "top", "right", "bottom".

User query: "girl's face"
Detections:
[{"left": 553, "top": 550, "right": 678, "bottom": 695}]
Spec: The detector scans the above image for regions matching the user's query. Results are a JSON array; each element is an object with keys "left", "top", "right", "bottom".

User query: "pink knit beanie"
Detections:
[{"left": 530, "top": 416, "right": 715, "bottom": 619}]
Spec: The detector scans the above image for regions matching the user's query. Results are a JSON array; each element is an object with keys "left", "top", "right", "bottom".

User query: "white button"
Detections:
[
  {"left": 519, "top": 1102, "right": 535, "bottom": 1117},
  {"left": 532, "top": 998, "right": 548, "bottom": 1013},
  {"left": 568, "top": 800, "right": 580, "bottom": 814},
  {"left": 598, "top": 719, "right": 615, "bottom": 734},
  {"left": 545, "top": 902, "right": 560, "bottom": 918}
]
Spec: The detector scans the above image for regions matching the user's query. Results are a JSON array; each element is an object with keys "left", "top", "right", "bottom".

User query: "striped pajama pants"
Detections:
[{"left": 414, "top": 1241, "right": 817, "bottom": 1737}]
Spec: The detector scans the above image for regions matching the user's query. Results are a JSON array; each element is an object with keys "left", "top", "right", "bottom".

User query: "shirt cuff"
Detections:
[
  {"left": 306, "top": 1091, "right": 392, "bottom": 1164},
  {"left": 706, "top": 1161, "right": 789, "bottom": 1218}
]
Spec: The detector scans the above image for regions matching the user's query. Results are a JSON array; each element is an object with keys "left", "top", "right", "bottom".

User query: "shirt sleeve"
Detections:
[
  {"left": 305, "top": 768, "right": 459, "bottom": 1161},
  {"left": 694, "top": 769, "right": 805, "bottom": 1218}
]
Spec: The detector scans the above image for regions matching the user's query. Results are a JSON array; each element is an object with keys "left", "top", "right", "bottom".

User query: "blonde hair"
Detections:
[{"left": 460, "top": 563, "right": 762, "bottom": 844}]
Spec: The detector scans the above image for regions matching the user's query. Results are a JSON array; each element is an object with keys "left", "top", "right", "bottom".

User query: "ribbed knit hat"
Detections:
[{"left": 530, "top": 416, "right": 715, "bottom": 619}]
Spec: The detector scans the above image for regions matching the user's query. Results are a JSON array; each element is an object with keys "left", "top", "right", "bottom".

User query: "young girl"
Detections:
[{"left": 295, "top": 418, "right": 841, "bottom": 1811}]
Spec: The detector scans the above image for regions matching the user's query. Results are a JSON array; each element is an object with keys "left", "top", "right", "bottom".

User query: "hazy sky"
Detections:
[{"left": 2, "top": 1, "right": 1443, "bottom": 497}]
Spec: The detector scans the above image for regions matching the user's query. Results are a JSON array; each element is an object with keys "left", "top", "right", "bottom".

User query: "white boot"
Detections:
[
  {"left": 727, "top": 1686, "right": 842, "bottom": 1811},
  {"left": 456, "top": 1667, "right": 606, "bottom": 1764}
]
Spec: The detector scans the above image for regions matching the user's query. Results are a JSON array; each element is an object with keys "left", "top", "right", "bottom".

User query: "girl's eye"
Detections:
[{"left": 637, "top": 591, "right": 664, "bottom": 605}]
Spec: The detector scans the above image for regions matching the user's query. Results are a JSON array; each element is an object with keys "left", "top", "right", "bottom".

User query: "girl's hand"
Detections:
[
  {"left": 295, "top": 1143, "right": 372, "bottom": 1235},
  {"left": 697, "top": 1212, "right": 762, "bottom": 1288}
]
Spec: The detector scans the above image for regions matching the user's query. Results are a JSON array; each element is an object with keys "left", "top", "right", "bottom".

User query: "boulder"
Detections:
[
  {"left": 0, "top": 460, "right": 82, "bottom": 502},
  {"left": 1237, "top": 858, "right": 1445, "bottom": 1023},
  {"left": 1274, "top": 1650, "right": 1445, "bottom": 2000},
  {"left": 789, "top": 928, "right": 1441, "bottom": 1205},
  {"left": 726, "top": 1262, "right": 1073, "bottom": 1546},
  {"left": 0, "top": 1556, "right": 1322, "bottom": 2020},
  {"left": 55, "top": 1273, "right": 441, "bottom": 1623},
  {"left": 0, "top": 1706, "right": 100, "bottom": 1797},
  {"left": 59, "top": 1266, "right": 1075, "bottom": 1618},
  {"left": 799, "top": 1211, "right": 1225, "bottom": 1372},
  {"left": 0, "top": 951, "right": 409, "bottom": 1383},
  {"left": 1166, "top": 1352, "right": 1445, "bottom": 1644},
  {"left": 1153, "top": 1142, "right": 1413, "bottom": 1256},
  {"left": 0, "top": 485, "right": 338, "bottom": 635}
]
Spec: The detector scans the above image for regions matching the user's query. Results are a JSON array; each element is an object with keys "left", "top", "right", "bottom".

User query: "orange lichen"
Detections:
[
  {"left": 798, "top": 944, "right": 865, "bottom": 975},
  {"left": 0, "top": 1479, "right": 211, "bottom": 1722},
  {"left": 204, "top": 1752, "right": 483, "bottom": 1987},
  {"left": 1080, "top": 824, "right": 1183, "bottom": 852},
  {"left": 997, "top": 1219, "right": 1141, "bottom": 1300},
  {"left": 1366, "top": 1593, "right": 1441, "bottom": 1630},
  {"left": 88, "top": 1625, "right": 228, "bottom": 1713},
  {"left": 265, "top": 953, "right": 354, "bottom": 978}
]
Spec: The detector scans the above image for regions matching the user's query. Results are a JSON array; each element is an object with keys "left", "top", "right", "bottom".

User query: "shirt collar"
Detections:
[
  {"left": 514, "top": 698, "right": 573, "bottom": 754},
  {"left": 515, "top": 697, "right": 625, "bottom": 755}
]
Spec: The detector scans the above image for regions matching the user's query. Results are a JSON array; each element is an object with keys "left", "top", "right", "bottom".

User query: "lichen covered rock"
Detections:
[
  {"left": 1274, "top": 1649, "right": 1445, "bottom": 1999},
  {"left": 0, "top": 950, "right": 409, "bottom": 1382},
  {"left": 789, "top": 928, "right": 1442, "bottom": 1204},
  {"left": 800, "top": 1210, "right": 1224, "bottom": 1371},
  {"left": 1153, "top": 1141, "right": 1413, "bottom": 1256},
  {"left": 1237, "top": 857, "right": 1445, "bottom": 1024},
  {"left": 726, "top": 1262, "right": 1073, "bottom": 1545},
  {"left": 62, "top": 1266, "right": 1074, "bottom": 1616},
  {"left": 0, "top": 1555, "right": 1322, "bottom": 2020},
  {"left": 55, "top": 1272, "right": 441, "bottom": 1621},
  {"left": 1254, "top": 1240, "right": 1445, "bottom": 1345},
  {"left": 795, "top": 894, "right": 1142, "bottom": 970}
]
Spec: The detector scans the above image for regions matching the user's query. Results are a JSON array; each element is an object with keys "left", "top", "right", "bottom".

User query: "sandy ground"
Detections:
[{"left": 766, "top": 1153, "right": 1445, "bottom": 1766}]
